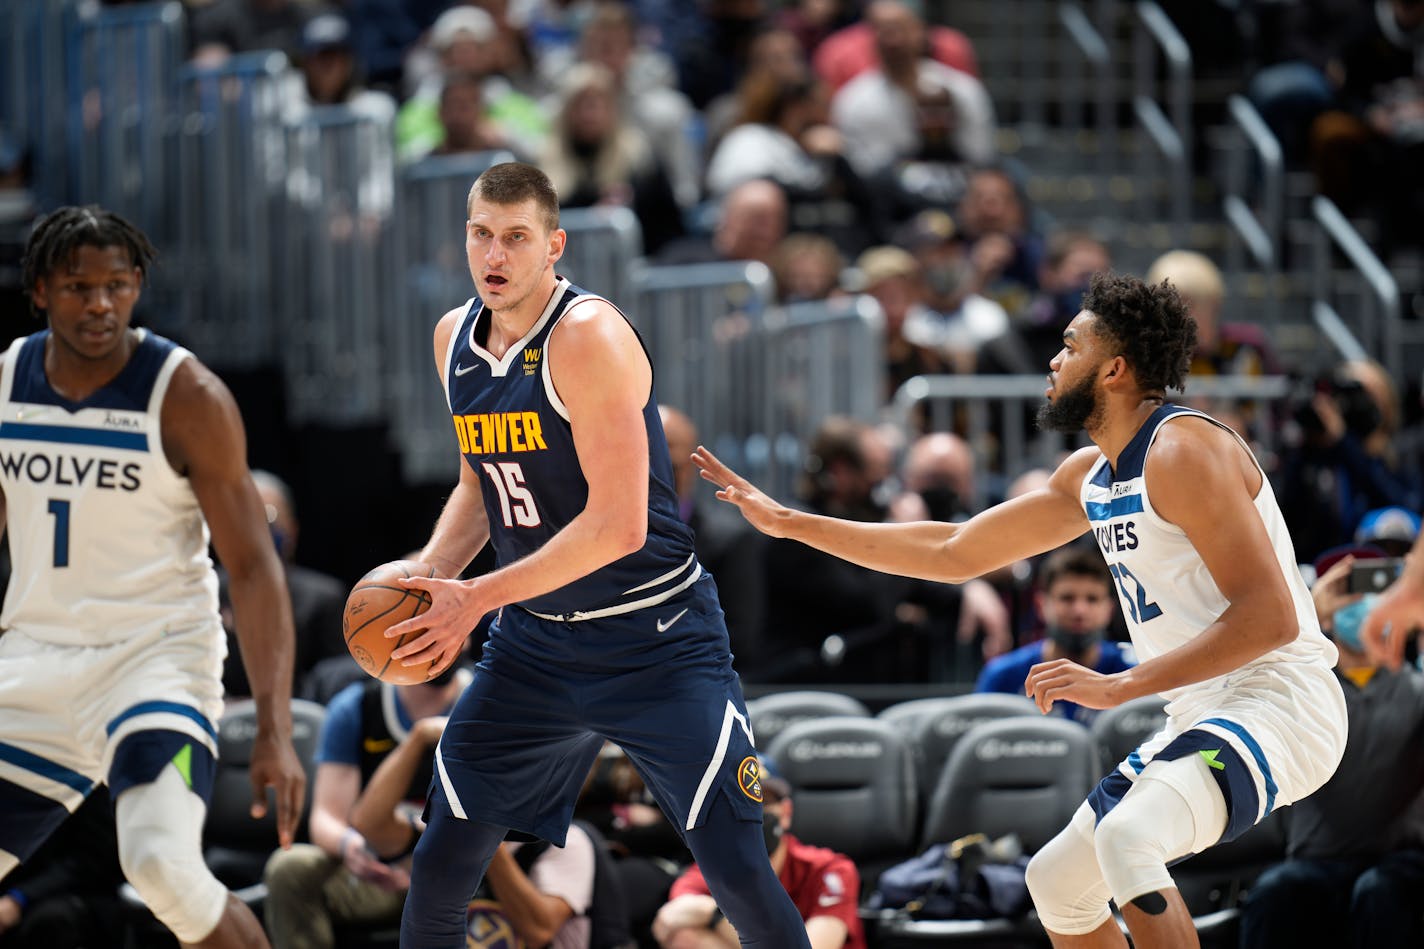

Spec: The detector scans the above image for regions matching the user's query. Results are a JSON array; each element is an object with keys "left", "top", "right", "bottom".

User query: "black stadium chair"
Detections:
[
  {"left": 203, "top": 698, "right": 326, "bottom": 904},
  {"left": 1088, "top": 694, "right": 1168, "bottom": 772},
  {"left": 920, "top": 716, "right": 1099, "bottom": 854},
  {"left": 895, "top": 694, "right": 1042, "bottom": 811},
  {"left": 765, "top": 716, "right": 918, "bottom": 887},
  {"left": 746, "top": 690, "right": 871, "bottom": 755}
]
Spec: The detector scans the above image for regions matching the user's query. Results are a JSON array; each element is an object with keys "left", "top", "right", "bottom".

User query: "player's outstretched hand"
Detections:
[
  {"left": 1024, "top": 658, "right": 1124, "bottom": 715},
  {"left": 1359, "top": 572, "right": 1424, "bottom": 672},
  {"left": 249, "top": 729, "right": 307, "bottom": 849},
  {"left": 387, "top": 575, "right": 486, "bottom": 671},
  {"left": 692, "top": 446, "right": 791, "bottom": 538}
]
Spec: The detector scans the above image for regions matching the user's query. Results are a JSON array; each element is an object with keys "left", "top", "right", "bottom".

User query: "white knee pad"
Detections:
[
  {"left": 116, "top": 764, "right": 230, "bottom": 943},
  {"left": 1026, "top": 803, "right": 1115, "bottom": 935},
  {"left": 1094, "top": 754, "right": 1227, "bottom": 908}
]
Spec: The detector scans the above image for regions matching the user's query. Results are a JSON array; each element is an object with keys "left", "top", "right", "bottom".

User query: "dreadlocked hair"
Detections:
[
  {"left": 1081, "top": 270, "right": 1197, "bottom": 393},
  {"left": 21, "top": 206, "right": 157, "bottom": 307}
]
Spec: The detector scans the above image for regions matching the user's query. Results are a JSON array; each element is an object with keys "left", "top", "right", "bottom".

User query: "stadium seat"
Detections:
[
  {"left": 892, "top": 694, "right": 1042, "bottom": 808},
  {"left": 765, "top": 716, "right": 918, "bottom": 886},
  {"left": 1088, "top": 693, "right": 1168, "bottom": 771},
  {"left": 920, "top": 716, "right": 1098, "bottom": 853},
  {"left": 203, "top": 698, "right": 326, "bottom": 904},
  {"left": 746, "top": 690, "right": 871, "bottom": 754}
]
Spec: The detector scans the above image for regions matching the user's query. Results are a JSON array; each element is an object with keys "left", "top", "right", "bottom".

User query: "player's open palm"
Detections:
[
  {"left": 249, "top": 731, "right": 307, "bottom": 849},
  {"left": 692, "top": 446, "right": 791, "bottom": 537}
]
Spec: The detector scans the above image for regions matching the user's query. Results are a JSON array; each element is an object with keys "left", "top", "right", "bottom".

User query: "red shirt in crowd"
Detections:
[{"left": 670, "top": 835, "right": 866, "bottom": 949}]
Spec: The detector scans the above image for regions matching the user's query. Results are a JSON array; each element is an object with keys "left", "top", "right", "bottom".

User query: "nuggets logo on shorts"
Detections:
[{"left": 737, "top": 755, "right": 763, "bottom": 803}]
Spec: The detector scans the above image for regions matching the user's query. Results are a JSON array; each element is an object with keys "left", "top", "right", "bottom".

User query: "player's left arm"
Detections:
[
  {"left": 1027, "top": 419, "right": 1299, "bottom": 713},
  {"left": 391, "top": 300, "right": 651, "bottom": 663},
  {"left": 163, "top": 358, "right": 306, "bottom": 845}
]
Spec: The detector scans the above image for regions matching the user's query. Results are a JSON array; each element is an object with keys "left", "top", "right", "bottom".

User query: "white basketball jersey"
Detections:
[
  {"left": 0, "top": 331, "right": 221, "bottom": 646},
  {"left": 1082, "top": 405, "right": 1336, "bottom": 708}
]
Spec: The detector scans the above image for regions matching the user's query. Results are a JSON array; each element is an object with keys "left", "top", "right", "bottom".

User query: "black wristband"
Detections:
[{"left": 707, "top": 907, "right": 725, "bottom": 930}]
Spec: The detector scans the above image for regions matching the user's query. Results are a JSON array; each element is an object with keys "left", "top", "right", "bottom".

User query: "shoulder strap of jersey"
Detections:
[{"left": 0, "top": 334, "right": 32, "bottom": 407}]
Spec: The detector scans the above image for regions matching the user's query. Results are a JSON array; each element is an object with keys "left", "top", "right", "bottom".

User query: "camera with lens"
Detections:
[{"left": 1292, "top": 371, "right": 1381, "bottom": 439}]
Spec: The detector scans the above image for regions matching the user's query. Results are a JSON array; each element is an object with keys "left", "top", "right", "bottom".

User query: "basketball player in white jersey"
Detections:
[
  {"left": 0, "top": 206, "right": 306, "bottom": 947},
  {"left": 695, "top": 271, "right": 1347, "bottom": 949}
]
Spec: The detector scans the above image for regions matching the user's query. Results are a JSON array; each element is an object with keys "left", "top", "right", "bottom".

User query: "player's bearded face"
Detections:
[{"left": 1037, "top": 364, "right": 1102, "bottom": 433}]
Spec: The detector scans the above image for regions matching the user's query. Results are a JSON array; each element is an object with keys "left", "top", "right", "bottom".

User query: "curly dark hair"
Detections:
[
  {"left": 22, "top": 205, "right": 156, "bottom": 314},
  {"left": 1080, "top": 271, "right": 1197, "bottom": 393}
]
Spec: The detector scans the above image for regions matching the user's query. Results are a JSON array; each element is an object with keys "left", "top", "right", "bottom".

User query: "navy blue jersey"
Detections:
[{"left": 444, "top": 277, "right": 698, "bottom": 618}]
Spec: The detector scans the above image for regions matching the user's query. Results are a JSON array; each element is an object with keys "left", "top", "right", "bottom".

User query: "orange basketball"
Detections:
[{"left": 343, "top": 560, "right": 438, "bottom": 685}]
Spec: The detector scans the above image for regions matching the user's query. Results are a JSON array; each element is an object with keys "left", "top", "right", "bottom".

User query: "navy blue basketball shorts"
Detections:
[{"left": 431, "top": 576, "right": 765, "bottom": 844}]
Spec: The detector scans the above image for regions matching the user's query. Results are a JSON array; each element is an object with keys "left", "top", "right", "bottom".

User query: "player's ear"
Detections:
[
  {"left": 548, "top": 227, "right": 566, "bottom": 265},
  {"left": 30, "top": 276, "right": 49, "bottom": 312}
]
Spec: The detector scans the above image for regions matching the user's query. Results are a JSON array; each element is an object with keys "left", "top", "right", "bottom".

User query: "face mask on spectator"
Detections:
[
  {"left": 763, "top": 810, "right": 785, "bottom": 855},
  {"left": 1046, "top": 624, "right": 1104, "bottom": 662},
  {"left": 1332, "top": 594, "right": 1380, "bottom": 652}
]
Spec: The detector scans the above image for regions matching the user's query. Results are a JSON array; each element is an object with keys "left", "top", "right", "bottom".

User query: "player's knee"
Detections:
[
  {"left": 1092, "top": 809, "right": 1175, "bottom": 906},
  {"left": 118, "top": 829, "right": 227, "bottom": 943}
]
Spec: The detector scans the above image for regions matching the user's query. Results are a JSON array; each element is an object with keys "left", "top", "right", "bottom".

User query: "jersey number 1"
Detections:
[
  {"left": 482, "top": 462, "right": 542, "bottom": 528},
  {"left": 47, "top": 498, "right": 70, "bottom": 567}
]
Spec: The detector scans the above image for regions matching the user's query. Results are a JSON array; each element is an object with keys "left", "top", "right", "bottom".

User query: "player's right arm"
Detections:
[
  {"left": 692, "top": 445, "right": 1095, "bottom": 583},
  {"left": 417, "top": 307, "right": 492, "bottom": 580}
]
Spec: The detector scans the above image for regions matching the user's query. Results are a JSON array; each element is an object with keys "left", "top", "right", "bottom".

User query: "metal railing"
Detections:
[
  {"left": 628, "top": 260, "right": 774, "bottom": 477},
  {"left": 1220, "top": 94, "right": 1284, "bottom": 333},
  {"left": 1132, "top": 0, "right": 1191, "bottom": 244},
  {"left": 555, "top": 205, "right": 643, "bottom": 308},
  {"left": 165, "top": 51, "right": 291, "bottom": 367},
  {"left": 277, "top": 107, "right": 398, "bottom": 425},
  {"left": 1310, "top": 196, "right": 1403, "bottom": 381},
  {"left": 69, "top": 2, "right": 185, "bottom": 246},
  {"left": 1, "top": 0, "right": 82, "bottom": 208},
  {"left": 1057, "top": 0, "right": 1115, "bottom": 175},
  {"left": 757, "top": 295, "right": 886, "bottom": 500},
  {"left": 892, "top": 374, "right": 1292, "bottom": 511}
]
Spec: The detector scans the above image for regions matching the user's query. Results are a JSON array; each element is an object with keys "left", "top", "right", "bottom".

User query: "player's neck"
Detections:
[
  {"left": 1092, "top": 396, "right": 1165, "bottom": 471},
  {"left": 44, "top": 328, "right": 138, "bottom": 403},
  {"left": 485, "top": 277, "right": 558, "bottom": 358}
]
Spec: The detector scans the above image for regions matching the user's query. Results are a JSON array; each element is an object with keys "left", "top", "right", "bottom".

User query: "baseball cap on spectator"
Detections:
[
  {"left": 893, "top": 209, "right": 958, "bottom": 251},
  {"left": 431, "top": 6, "right": 496, "bottom": 51},
  {"left": 301, "top": 13, "right": 352, "bottom": 54},
  {"left": 1354, "top": 506, "right": 1421, "bottom": 556},
  {"left": 855, "top": 246, "right": 920, "bottom": 288},
  {"left": 757, "top": 755, "right": 792, "bottom": 803}
]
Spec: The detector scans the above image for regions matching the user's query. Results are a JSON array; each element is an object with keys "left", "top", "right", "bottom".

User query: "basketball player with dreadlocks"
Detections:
[{"left": 0, "top": 205, "right": 306, "bottom": 948}]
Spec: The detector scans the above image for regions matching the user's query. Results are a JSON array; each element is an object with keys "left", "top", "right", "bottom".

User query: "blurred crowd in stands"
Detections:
[{"left": 3, "top": 0, "right": 1424, "bottom": 946}]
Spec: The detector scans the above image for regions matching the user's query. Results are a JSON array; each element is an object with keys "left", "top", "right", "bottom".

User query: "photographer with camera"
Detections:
[
  {"left": 1277, "top": 359, "right": 1422, "bottom": 564},
  {"left": 1239, "top": 546, "right": 1424, "bottom": 948}
]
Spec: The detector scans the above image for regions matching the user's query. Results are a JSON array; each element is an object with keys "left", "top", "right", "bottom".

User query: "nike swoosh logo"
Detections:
[
  {"left": 453, "top": 362, "right": 478, "bottom": 377},
  {"left": 656, "top": 608, "right": 689, "bottom": 633}
]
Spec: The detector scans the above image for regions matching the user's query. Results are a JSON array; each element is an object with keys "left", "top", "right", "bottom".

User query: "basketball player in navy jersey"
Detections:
[
  {"left": 0, "top": 206, "right": 306, "bottom": 947},
  {"left": 695, "top": 272, "right": 1347, "bottom": 949},
  {"left": 383, "top": 163, "right": 811, "bottom": 947}
]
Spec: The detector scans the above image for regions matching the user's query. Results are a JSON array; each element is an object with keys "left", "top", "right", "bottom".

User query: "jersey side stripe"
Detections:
[{"left": 0, "top": 740, "right": 94, "bottom": 794}]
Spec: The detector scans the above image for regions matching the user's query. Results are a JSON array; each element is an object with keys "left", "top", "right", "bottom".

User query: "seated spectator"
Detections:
[
  {"left": 813, "top": 0, "right": 978, "bottom": 91},
  {"left": 1238, "top": 548, "right": 1424, "bottom": 948},
  {"left": 894, "top": 210, "right": 1010, "bottom": 374},
  {"left": 279, "top": 13, "right": 397, "bottom": 123},
  {"left": 564, "top": 2, "right": 701, "bottom": 210},
  {"left": 852, "top": 245, "right": 950, "bottom": 400},
  {"left": 1145, "top": 250, "right": 1279, "bottom": 378},
  {"left": 396, "top": 5, "right": 548, "bottom": 163},
  {"left": 653, "top": 765, "right": 865, "bottom": 949},
  {"left": 263, "top": 664, "right": 473, "bottom": 946},
  {"left": 1277, "top": 358, "right": 1423, "bottom": 563},
  {"left": 706, "top": 72, "right": 878, "bottom": 257},
  {"left": 221, "top": 470, "right": 347, "bottom": 700},
  {"left": 539, "top": 62, "right": 685, "bottom": 255},
  {"left": 956, "top": 166, "right": 1044, "bottom": 316},
  {"left": 981, "top": 230, "right": 1112, "bottom": 375},
  {"left": 975, "top": 547, "right": 1134, "bottom": 725},
  {"left": 769, "top": 232, "right": 847, "bottom": 304},
  {"left": 657, "top": 178, "right": 789, "bottom": 267},
  {"left": 0, "top": 788, "right": 124, "bottom": 949},
  {"left": 427, "top": 71, "right": 520, "bottom": 158},
  {"left": 830, "top": 0, "right": 996, "bottom": 178},
  {"left": 703, "top": 25, "right": 812, "bottom": 158}
]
